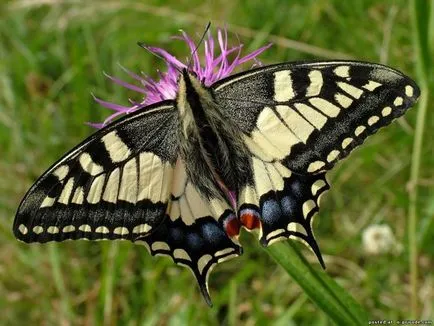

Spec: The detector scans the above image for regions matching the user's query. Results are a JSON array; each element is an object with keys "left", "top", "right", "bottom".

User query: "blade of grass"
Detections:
[
  {"left": 49, "top": 243, "right": 73, "bottom": 322},
  {"left": 409, "top": 0, "right": 433, "bottom": 318},
  {"left": 265, "top": 242, "right": 368, "bottom": 325}
]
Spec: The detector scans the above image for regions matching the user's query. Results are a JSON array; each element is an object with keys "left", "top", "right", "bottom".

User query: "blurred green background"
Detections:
[{"left": 0, "top": 0, "right": 433, "bottom": 325}]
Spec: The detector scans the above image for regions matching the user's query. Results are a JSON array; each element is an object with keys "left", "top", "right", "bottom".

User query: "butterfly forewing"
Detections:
[
  {"left": 13, "top": 103, "right": 178, "bottom": 243},
  {"left": 213, "top": 61, "right": 420, "bottom": 174}
]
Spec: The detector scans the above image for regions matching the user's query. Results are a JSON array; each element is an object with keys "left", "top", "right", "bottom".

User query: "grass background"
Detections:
[{"left": 0, "top": 0, "right": 433, "bottom": 325}]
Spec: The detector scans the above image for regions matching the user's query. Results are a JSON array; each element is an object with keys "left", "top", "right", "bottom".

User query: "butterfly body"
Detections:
[
  {"left": 13, "top": 60, "right": 419, "bottom": 305},
  {"left": 176, "top": 69, "right": 252, "bottom": 203}
]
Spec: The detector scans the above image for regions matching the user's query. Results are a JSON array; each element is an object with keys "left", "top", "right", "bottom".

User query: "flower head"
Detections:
[
  {"left": 91, "top": 27, "right": 271, "bottom": 128},
  {"left": 362, "top": 224, "right": 402, "bottom": 255}
]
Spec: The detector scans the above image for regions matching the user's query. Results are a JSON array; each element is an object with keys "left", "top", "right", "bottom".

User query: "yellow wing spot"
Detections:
[
  {"left": 354, "top": 125, "right": 366, "bottom": 136},
  {"left": 327, "top": 150, "right": 340, "bottom": 162},
  {"left": 95, "top": 226, "right": 110, "bottom": 234},
  {"left": 101, "top": 131, "right": 131, "bottom": 163},
  {"left": 132, "top": 224, "right": 152, "bottom": 234},
  {"left": 87, "top": 175, "right": 105, "bottom": 204},
  {"left": 173, "top": 248, "right": 191, "bottom": 261},
  {"left": 302, "top": 200, "right": 316, "bottom": 219},
  {"left": 273, "top": 70, "right": 295, "bottom": 102},
  {"left": 306, "top": 70, "right": 323, "bottom": 97},
  {"left": 382, "top": 106, "right": 392, "bottom": 117},
  {"left": 274, "top": 162, "right": 292, "bottom": 178},
  {"left": 103, "top": 168, "right": 120, "bottom": 203},
  {"left": 337, "top": 82, "right": 363, "bottom": 99},
  {"left": 334, "top": 93, "right": 353, "bottom": 108},
  {"left": 405, "top": 85, "right": 414, "bottom": 97},
  {"left": 276, "top": 105, "right": 315, "bottom": 143},
  {"left": 172, "top": 158, "right": 188, "bottom": 198},
  {"left": 307, "top": 161, "right": 325, "bottom": 173},
  {"left": 198, "top": 254, "right": 213, "bottom": 274},
  {"left": 334, "top": 65, "right": 350, "bottom": 78},
  {"left": 47, "top": 226, "right": 59, "bottom": 234},
  {"left": 393, "top": 97, "right": 403, "bottom": 106},
  {"left": 113, "top": 227, "right": 129, "bottom": 235},
  {"left": 33, "top": 226, "right": 44, "bottom": 234},
  {"left": 151, "top": 241, "right": 170, "bottom": 251},
  {"left": 79, "top": 153, "right": 104, "bottom": 176},
  {"left": 53, "top": 165, "right": 69, "bottom": 180},
  {"left": 309, "top": 97, "right": 340, "bottom": 117},
  {"left": 294, "top": 103, "right": 328, "bottom": 129},
  {"left": 256, "top": 107, "right": 300, "bottom": 157},
  {"left": 40, "top": 196, "right": 56, "bottom": 208},
  {"left": 169, "top": 201, "right": 181, "bottom": 221},
  {"left": 217, "top": 253, "right": 239, "bottom": 264},
  {"left": 287, "top": 222, "right": 308, "bottom": 236},
  {"left": 62, "top": 225, "right": 75, "bottom": 233},
  {"left": 311, "top": 179, "right": 327, "bottom": 196},
  {"left": 71, "top": 187, "right": 85, "bottom": 205},
  {"left": 341, "top": 137, "right": 354, "bottom": 149},
  {"left": 58, "top": 178, "right": 74, "bottom": 205},
  {"left": 238, "top": 186, "right": 258, "bottom": 206},
  {"left": 362, "top": 80, "right": 382, "bottom": 91},
  {"left": 368, "top": 116, "right": 380, "bottom": 126},
  {"left": 267, "top": 236, "right": 288, "bottom": 246},
  {"left": 215, "top": 248, "right": 234, "bottom": 257},
  {"left": 119, "top": 159, "right": 138, "bottom": 203},
  {"left": 79, "top": 224, "right": 92, "bottom": 232},
  {"left": 266, "top": 228, "right": 286, "bottom": 241},
  {"left": 18, "top": 224, "right": 28, "bottom": 234},
  {"left": 253, "top": 158, "right": 275, "bottom": 196}
]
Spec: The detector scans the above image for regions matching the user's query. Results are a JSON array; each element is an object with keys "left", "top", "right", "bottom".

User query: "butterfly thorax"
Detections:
[{"left": 176, "top": 70, "right": 252, "bottom": 201}]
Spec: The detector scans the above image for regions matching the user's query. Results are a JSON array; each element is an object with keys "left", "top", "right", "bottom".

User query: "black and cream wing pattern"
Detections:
[
  {"left": 13, "top": 101, "right": 241, "bottom": 304},
  {"left": 13, "top": 59, "right": 419, "bottom": 305},
  {"left": 212, "top": 61, "right": 419, "bottom": 262},
  {"left": 14, "top": 102, "right": 178, "bottom": 242}
]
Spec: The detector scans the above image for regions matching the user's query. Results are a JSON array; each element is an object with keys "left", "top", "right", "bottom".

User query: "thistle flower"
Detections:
[{"left": 92, "top": 28, "right": 272, "bottom": 128}]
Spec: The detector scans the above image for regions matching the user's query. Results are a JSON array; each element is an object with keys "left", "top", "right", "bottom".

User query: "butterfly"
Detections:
[{"left": 13, "top": 60, "right": 419, "bottom": 306}]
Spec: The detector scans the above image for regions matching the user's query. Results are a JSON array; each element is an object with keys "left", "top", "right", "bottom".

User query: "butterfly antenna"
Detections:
[
  {"left": 137, "top": 41, "right": 183, "bottom": 74},
  {"left": 186, "top": 21, "right": 211, "bottom": 71}
]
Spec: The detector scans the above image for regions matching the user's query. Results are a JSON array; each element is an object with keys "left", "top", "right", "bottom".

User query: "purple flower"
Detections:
[{"left": 91, "top": 27, "right": 271, "bottom": 128}]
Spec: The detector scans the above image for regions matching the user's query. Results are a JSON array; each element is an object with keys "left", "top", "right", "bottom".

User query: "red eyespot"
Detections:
[
  {"left": 224, "top": 215, "right": 241, "bottom": 238},
  {"left": 240, "top": 212, "right": 261, "bottom": 230}
]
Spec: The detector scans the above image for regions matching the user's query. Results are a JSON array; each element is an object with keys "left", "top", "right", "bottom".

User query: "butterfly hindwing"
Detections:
[
  {"left": 13, "top": 102, "right": 178, "bottom": 243},
  {"left": 213, "top": 61, "right": 420, "bottom": 174},
  {"left": 237, "top": 158, "right": 329, "bottom": 265},
  {"left": 137, "top": 157, "right": 242, "bottom": 305}
]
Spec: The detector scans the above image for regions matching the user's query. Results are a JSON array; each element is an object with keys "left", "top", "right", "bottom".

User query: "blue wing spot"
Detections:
[
  {"left": 169, "top": 227, "right": 183, "bottom": 243},
  {"left": 186, "top": 232, "right": 203, "bottom": 251},
  {"left": 261, "top": 199, "right": 282, "bottom": 224},
  {"left": 280, "top": 195, "right": 297, "bottom": 217},
  {"left": 201, "top": 222, "right": 226, "bottom": 246}
]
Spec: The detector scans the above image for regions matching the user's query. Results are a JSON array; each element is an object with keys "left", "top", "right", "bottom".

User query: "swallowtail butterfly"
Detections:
[{"left": 13, "top": 59, "right": 419, "bottom": 305}]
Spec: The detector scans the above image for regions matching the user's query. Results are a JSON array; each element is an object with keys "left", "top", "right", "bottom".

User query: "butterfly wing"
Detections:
[
  {"left": 138, "top": 157, "right": 242, "bottom": 306},
  {"left": 13, "top": 102, "right": 178, "bottom": 242},
  {"left": 213, "top": 61, "right": 420, "bottom": 174},
  {"left": 237, "top": 158, "right": 329, "bottom": 265},
  {"left": 14, "top": 100, "right": 241, "bottom": 305},
  {"left": 212, "top": 61, "right": 419, "bottom": 260}
]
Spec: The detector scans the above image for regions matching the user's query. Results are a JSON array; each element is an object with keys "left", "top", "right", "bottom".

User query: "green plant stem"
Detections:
[
  {"left": 265, "top": 242, "right": 368, "bottom": 325},
  {"left": 408, "top": 86, "right": 428, "bottom": 318},
  {"left": 409, "top": 0, "right": 432, "bottom": 318}
]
